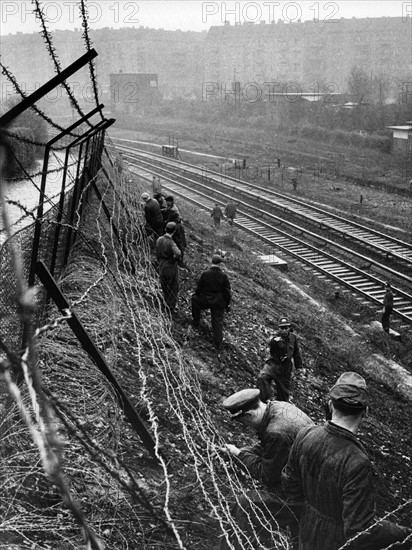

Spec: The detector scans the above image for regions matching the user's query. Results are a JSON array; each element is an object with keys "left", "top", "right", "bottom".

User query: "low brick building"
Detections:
[
  {"left": 387, "top": 122, "right": 412, "bottom": 153},
  {"left": 109, "top": 72, "right": 159, "bottom": 114}
]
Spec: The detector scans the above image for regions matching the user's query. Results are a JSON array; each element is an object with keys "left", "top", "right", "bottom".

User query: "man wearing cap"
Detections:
[
  {"left": 191, "top": 254, "right": 231, "bottom": 351},
  {"left": 224, "top": 200, "right": 237, "bottom": 226},
  {"left": 219, "top": 388, "right": 313, "bottom": 549},
  {"left": 141, "top": 192, "right": 164, "bottom": 238},
  {"left": 164, "top": 195, "right": 187, "bottom": 266},
  {"left": 211, "top": 203, "right": 224, "bottom": 230},
  {"left": 282, "top": 372, "right": 411, "bottom": 550},
  {"left": 257, "top": 317, "right": 303, "bottom": 403},
  {"left": 156, "top": 222, "right": 181, "bottom": 312}
]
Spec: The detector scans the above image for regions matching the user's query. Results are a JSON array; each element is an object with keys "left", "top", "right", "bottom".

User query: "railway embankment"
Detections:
[
  {"left": 2, "top": 148, "right": 410, "bottom": 549},
  {"left": 283, "top": 278, "right": 412, "bottom": 403}
]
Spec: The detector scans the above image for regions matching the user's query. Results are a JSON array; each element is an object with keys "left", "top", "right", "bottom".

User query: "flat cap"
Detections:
[
  {"left": 141, "top": 192, "right": 150, "bottom": 201},
  {"left": 330, "top": 372, "right": 369, "bottom": 408},
  {"left": 278, "top": 317, "right": 291, "bottom": 327},
  {"left": 212, "top": 254, "right": 223, "bottom": 264},
  {"left": 166, "top": 221, "right": 176, "bottom": 231},
  {"left": 222, "top": 389, "right": 260, "bottom": 419}
]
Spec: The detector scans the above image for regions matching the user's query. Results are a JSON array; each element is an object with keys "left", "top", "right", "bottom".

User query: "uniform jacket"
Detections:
[
  {"left": 165, "top": 205, "right": 187, "bottom": 251},
  {"left": 238, "top": 401, "right": 313, "bottom": 492},
  {"left": 225, "top": 202, "right": 237, "bottom": 218},
  {"left": 144, "top": 198, "right": 164, "bottom": 229},
  {"left": 277, "top": 332, "right": 302, "bottom": 368},
  {"left": 156, "top": 234, "right": 181, "bottom": 264},
  {"left": 165, "top": 204, "right": 181, "bottom": 224},
  {"left": 211, "top": 206, "right": 223, "bottom": 220},
  {"left": 261, "top": 332, "right": 302, "bottom": 377},
  {"left": 383, "top": 289, "right": 394, "bottom": 308},
  {"left": 194, "top": 266, "right": 231, "bottom": 309},
  {"left": 282, "top": 422, "right": 410, "bottom": 550}
]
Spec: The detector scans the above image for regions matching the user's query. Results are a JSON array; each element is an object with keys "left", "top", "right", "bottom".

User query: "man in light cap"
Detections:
[
  {"left": 156, "top": 222, "right": 181, "bottom": 313},
  {"left": 282, "top": 372, "right": 411, "bottom": 550},
  {"left": 191, "top": 254, "right": 231, "bottom": 351},
  {"left": 257, "top": 317, "right": 303, "bottom": 403},
  {"left": 219, "top": 388, "right": 313, "bottom": 549},
  {"left": 141, "top": 191, "right": 164, "bottom": 238}
]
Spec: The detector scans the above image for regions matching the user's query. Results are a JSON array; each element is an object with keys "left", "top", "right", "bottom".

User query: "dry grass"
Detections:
[{"left": 1, "top": 152, "right": 411, "bottom": 550}]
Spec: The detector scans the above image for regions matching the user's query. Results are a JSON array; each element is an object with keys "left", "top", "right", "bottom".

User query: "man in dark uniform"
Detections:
[
  {"left": 156, "top": 222, "right": 181, "bottom": 313},
  {"left": 381, "top": 281, "right": 394, "bottom": 334},
  {"left": 219, "top": 388, "right": 313, "bottom": 550},
  {"left": 191, "top": 254, "right": 231, "bottom": 351},
  {"left": 141, "top": 192, "right": 164, "bottom": 238},
  {"left": 224, "top": 200, "right": 237, "bottom": 226},
  {"left": 257, "top": 317, "right": 303, "bottom": 403},
  {"left": 282, "top": 372, "right": 411, "bottom": 550},
  {"left": 164, "top": 195, "right": 187, "bottom": 265},
  {"left": 211, "top": 203, "right": 224, "bottom": 230}
]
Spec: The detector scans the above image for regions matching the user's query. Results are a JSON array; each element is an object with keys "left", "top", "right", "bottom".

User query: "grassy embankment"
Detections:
[
  {"left": 109, "top": 118, "right": 412, "bottom": 239},
  {"left": 1, "top": 130, "right": 411, "bottom": 549}
]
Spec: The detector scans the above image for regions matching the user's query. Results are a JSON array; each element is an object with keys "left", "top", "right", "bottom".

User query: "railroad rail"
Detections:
[
  {"left": 112, "top": 137, "right": 412, "bottom": 268},
  {"left": 113, "top": 142, "right": 412, "bottom": 327}
]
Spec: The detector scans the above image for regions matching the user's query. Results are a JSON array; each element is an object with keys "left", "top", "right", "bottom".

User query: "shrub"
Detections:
[
  {"left": 299, "top": 124, "right": 391, "bottom": 153},
  {"left": 3, "top": 127, "right": 35, "bottom": 178}
]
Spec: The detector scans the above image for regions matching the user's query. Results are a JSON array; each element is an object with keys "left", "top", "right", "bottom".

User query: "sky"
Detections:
[{"left": 0, "top": 0, "right": 407, "bottom": 35}]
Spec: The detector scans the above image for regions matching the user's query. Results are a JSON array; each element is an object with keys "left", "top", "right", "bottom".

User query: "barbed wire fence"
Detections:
[{"left": 0, "top": 2, "right": 411, "bottom": 550}]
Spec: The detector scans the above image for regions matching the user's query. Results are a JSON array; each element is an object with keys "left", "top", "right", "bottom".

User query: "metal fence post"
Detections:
[
  {"left": 30, "top": 105, "right": 104, "bottom": 284},
  {"left": 35, "top": 260, "right": 159, "bottom": 462}
]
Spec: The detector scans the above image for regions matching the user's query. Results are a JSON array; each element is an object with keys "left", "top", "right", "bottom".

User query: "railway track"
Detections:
[
  {"left": 112, "top": 137, "right": 412, "bottom": 266},
  {"left": 112, "top": 141, "right": 412, "bottom": 327}
]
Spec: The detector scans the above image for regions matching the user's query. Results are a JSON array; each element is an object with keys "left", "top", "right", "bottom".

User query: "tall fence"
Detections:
[{"left": 0, "top": 117, "right": 113, "bottom": 355}]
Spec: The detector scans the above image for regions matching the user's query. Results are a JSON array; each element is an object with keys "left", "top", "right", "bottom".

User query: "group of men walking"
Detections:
[
  {"left": 139, "top": 187, "right": 410, "bottom": 549},
  {"left": 211, "top": 200, "right": 237, "bottom": 230},
  {"left": 141, "top": 191, "right": 232, "bottom": 351}
]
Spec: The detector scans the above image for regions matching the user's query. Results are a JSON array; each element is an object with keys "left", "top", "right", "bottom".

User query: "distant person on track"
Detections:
[
  {"left": 224, "top": 200, "right": 237, "bottom": 226},
  {"left": 257, "top": 317, "right": 304, "bottom": 403},
  {"left": 381, "top": 282, "right": 394, "bottom": 334},
  {"left": 152, "top": 175, "right": 162, "bottom": 195},
  {"left": 164, "top": 195, "right": 187, "bottom": 266},
  {"left": 191, "top": 254, "right": 231, "bottom": 351},
  {"left": 282, "top": 372, "right": 412, "bottom": 550},
  {"left": 114, "top": 154, "right": 123, "bottom": 179},
  {"left": 141, "top": 192, "right": 164, "bottom": 239},
  {"left": 156, "top": 221, "right": 181, "bottom": 313},
  {"left": 211, "top": 203, "right": 224, "bottom": 230},
  {"left": 218, "top": 388, "right": 313, "bottom": 550}
]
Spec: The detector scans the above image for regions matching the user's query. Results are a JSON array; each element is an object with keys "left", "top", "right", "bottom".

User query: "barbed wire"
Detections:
[
  {"left": 0, "top": 63, "right": 78, "bottom": 137},
  {"left": 42, "top": 385, "right": 174, "bottom": 532},
  {"left": 2, "top": 111, "right": 410, "bottom": 550},
  {"left": 2, "top": 126, "right": 69, "bottom": 151},
  {"left": 337, "top": 499, "right": 412, "bottom": 550},
  {"left": 78, "top": 0, "right": 104, "bottom": 121},
  {"left": 92, "top": 149, "right": 292, "bottom": 548},
  {"left": 4, "top": 161, "right": 76, "bottom": 183},
  {"left": 31, "top": 0, "right": 93, "bottom": 128},
  {"left": 0, "top": 358, "right": 104, "bottom": 550}
]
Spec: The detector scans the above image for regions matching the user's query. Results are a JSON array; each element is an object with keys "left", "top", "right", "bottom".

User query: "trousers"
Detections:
[
  {"left": 257, "top": 359, "right": 293, "bottom": 402},
  {"left": 192, "top": 295, "right": 225, "bottom": 347},
  {"left": 381, "top": 306, "right": 393, "bottom": 333},
  {"left": 159, "top": 260, "right": 179, "bottom": 311}
]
